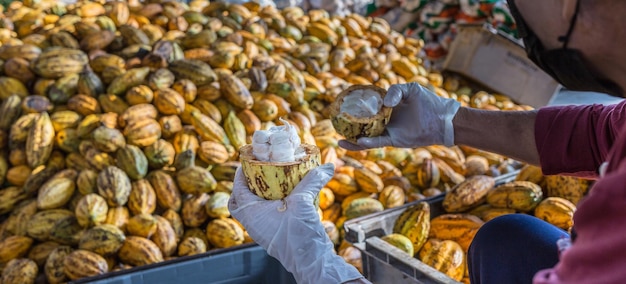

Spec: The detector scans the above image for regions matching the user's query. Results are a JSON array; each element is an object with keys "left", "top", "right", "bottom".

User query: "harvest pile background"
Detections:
[{"left": 0, "top": 0, "right": 589, "bottom": 283}]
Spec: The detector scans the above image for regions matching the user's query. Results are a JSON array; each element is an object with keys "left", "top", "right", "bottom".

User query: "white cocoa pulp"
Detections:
[
  {"left": 252, "top": 119, "right": 306, "bottom": 162},
  {"left": 340, "top": 89, "right": 383, "bottom": 118}
]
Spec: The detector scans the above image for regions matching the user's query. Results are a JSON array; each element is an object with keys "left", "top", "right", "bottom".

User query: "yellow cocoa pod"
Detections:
[
  {"left": 480, "top": 207, "right": 516, "bottom": 222},
  {"left": 0, "top": 186, "right": 27, "bottom": 215},
  {"left": 126, "top": 212, "right": 158, "bottom": 238},
  {"left": 205, "top": 218, "right": 244, "bottom": 248},
  {"left": 319, "top": 187, "right": 335, "bottom": 210},
  {"left": 105, "top": 206, "right": 129, "bottom": 232},
  {"left": 92, "top": 126, "right": 126, "bottom": 153},
  {"left": 44, "top": 246, "right": 73, "bottom": 284},
  {"left": 55, "top": 128, "right": 80, "bottom": 153},
  {"left": 150, "top": 215, "right": 177, "bottom": 257},
  {"left": 171, "top": 126, "right": 199, "bottom": 155},
  {"left": 80, "top": 30, "right": 115, "bottom": 51},
  {"left": 107, "top": 67, "right": 151, "bottom": 95},
  {"left": 27, "top": 241, "right": 59, "bottom": 268},
  {"left": 172, "top": 79, "right": 197, "bottom": 103},
  {"left": 117, "top": 104, "right": 158, "bottom": 128},
  {"left": 236, "top": 109, "right": 261, "bottom": 135},
  {"left": 75, "top": 194, "right": 109, "bottom": 228},
  {"left": 147, "top": 170, "right": 182, "bottom": 211},
  {"left": 190, "top": 111, "right": 229, "bottom": 145},
  {"left": 198, "top": 141, "right": 230, "bottom": 165},
  {"left": 192, "top": 99, "right": 222, "bottom": 124},
  {"left": 544, "top": 175, "right": 590, "bottom": 205},
  {"left": 177, "top": 237, "right": 206, "bottom": 257},
  {"left": 161, "top": 209, "right": 184, "bottom": 241},
  {"left": 486, "top": 181, "right": 543, "bottom": 212},
  {"left": 77, "top": 169, "right": 98, "bottom": 195},
  {"left": 26, "top": 112, "right": 55, "bottom": 168},
  {"left": 252, "top": 98, "right": 279, "bottom": 122},
  {"left": 168, "top": 59, "right": 217, "bottom": 86},
  {"left": 118, "top": 236, "right": 164, "bottom": 266},
  {"left": 176, "top": 164, "right": 217, "bottom": 194},
  {"left": 97, "top": 94, "right": 129, "bottom": 114},
  {"left": 415, "top": 159, "right": 441, "bottom": 189},
  {"left": 343, "top": 197, "right": 384, "bottom": 220},
  {"left": 219, "top": 73, "right": 254, "bottom": 109},
  {"left": 182, "top": 228, "right": 211, "bottom": 250},
  {"left": 0, "top": 235, "right": 34, "bottom": 263},
  {"left": 433, "top": 158, "right": 466, "bottom": 186},
  {"left": 126, "top": 85, "right": 154, "bottom": 105},
  {"left": 322, "top": 203, "right": 342, "bottom": 223},
  {"left": 443, "top": 175, "right": 495, "bottom": 213},
  {"left": 49, "top": 216, "right": 83, "bottom": 246},
  {"left": 326, "top": 173, "right": 358, "bottom": 196},
  {"left": 0, "top": 95, "right": 22, "bottom": 133},
  {"left": 37, "top": 176, "right": 76, "bottom": 210},
  {"left": 6, "top": 199, "right": 37, "bottom": 237},
  {"left": 31, "top": 48, "right": 88, "bottom": 79},
  {"left": 63, "top": 249, "right": 108, "bottom": 280},
  {"left": 354, "top": 167, "right": 384, "bottom": 193},
  {"left": 223, "top": 111, "right": 247, "bottom": 150},
  {"left": 182, "top": 193, "right": 210, "bottom": 228},
  {"left": 159, "top": 115, "right": 183, "bottom": 139},
  {"left": 97, "top": 166, "right": 132, "bottom": 207},
  {"left": 144, "top": 139, "right": 176, "bottom": 169},
  {"left": 1, "top": 258, "right": 38, "bottom": 284},
  {"left": 128, "top": 179, "right": 157, "bottom": 215},
  {"left": 534, "top": 197, "right": 576, "bottom": 231},
  {"left": 154, "top": 88, "right": 186, "bottom": 115},
  {"left": 381, "top": 233, "right": 414, "bottom": 256},
  {"left": 465, "top": 155, "right": 490, "bottom": 177},
  {"left": 206, "top": 192, "right": 230, "bottom": 218},
  {"left": 124, "top": 118, "right": 162, "bottom": 147},
  {"left": 379, "top": 185, "right": 406, "bottom": 209},
  {"left": 74, "top": 114, "right": 99, "bottom": 139},
  {"left": 394, "top": 202, "right": 430, "bottom": 253},
  {"left": 429, "top": 214, "right": 484, "bottom": 252},
  {"left": 340, "top": 192, "right": 374, "bottom": 211},
  {"left": 418, "top": 239, "right": 465, "bottom": 281},
  {"left": 6, "top": 165, "right": 31, "bottom": 187},
  {"left": 27, "top": 209, "right": 74, "bottom": 241},
  {"left": 79, "top": 224, "right": 126, "bottom": 256},
  {"left": 116, "top": 145, "right": 149, "bottom": 180}
]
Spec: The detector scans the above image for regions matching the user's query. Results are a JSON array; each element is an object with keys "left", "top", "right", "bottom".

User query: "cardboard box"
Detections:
[{"left": 442, "top": 24, "right": 561, "bottom": 108}]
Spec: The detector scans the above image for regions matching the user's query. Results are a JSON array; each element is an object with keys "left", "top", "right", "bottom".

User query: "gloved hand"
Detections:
[
  {"left": 228, "top": 163, "right": 365, "bottom": 284},
  {"left": 338, "top": 83, "right": 461, "bottom": 150}
]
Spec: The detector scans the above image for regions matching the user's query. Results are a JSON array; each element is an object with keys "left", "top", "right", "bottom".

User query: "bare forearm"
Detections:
[{"left": 453, "top": 107, "right": 540, "bottom": 165}]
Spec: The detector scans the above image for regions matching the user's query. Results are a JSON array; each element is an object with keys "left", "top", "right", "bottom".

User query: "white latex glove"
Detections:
[
  {"left": 229, "top": 163, "right": 365, "bottom": 284},
  {"left": 339, "top": 83, "right": 461, "bottom": 150}
]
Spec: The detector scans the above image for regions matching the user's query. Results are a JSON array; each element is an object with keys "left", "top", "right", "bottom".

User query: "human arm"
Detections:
[
  {"left": 452, "top": 107, "right": 540, "bottom": 165},
  {"left": 228, "top": 164, "right": 367, "bottom": 284},
  {"left": 339, "top": 82, "right": 626, "bottom": 176}
]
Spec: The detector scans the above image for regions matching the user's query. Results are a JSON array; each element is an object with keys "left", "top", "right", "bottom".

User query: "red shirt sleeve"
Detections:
[{"left": 534, "top": 100, "right": 626, "bottom": 177}]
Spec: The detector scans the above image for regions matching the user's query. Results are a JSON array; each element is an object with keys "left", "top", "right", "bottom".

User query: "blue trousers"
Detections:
[{"left": 468, "top": 214, "right": 569, "bottom": 284}]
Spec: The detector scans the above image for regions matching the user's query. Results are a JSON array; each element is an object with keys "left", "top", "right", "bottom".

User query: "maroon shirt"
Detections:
[{"left": 533, "top": 100, "right": 626, "bottom": 283}]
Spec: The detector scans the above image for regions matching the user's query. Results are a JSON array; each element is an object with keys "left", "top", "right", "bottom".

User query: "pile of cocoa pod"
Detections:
[
  {"left": 0, "top": 0, "right": 579, "bottom": 282},
  {"left": 377, "top": 165, "right": 590, "bottom": 283}
]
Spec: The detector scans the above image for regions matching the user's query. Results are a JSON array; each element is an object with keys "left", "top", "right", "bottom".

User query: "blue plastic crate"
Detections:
[{"left": 71, "top": 244, "right": 296, "bottom": 284}]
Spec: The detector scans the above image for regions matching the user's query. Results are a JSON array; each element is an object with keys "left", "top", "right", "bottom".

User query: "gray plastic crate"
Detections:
[
  {"left": 70, "top": 244, "right": 296, "bottom": 284},
  {"left": 345, "top": 171, "right": 520, "bottom": 283}
]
